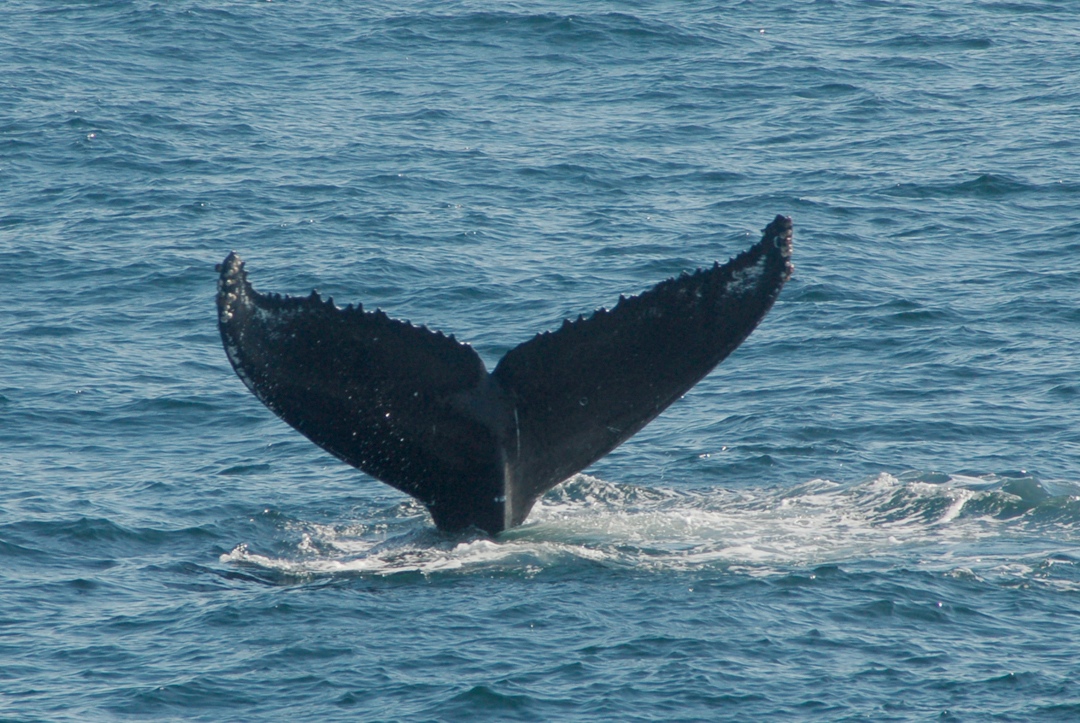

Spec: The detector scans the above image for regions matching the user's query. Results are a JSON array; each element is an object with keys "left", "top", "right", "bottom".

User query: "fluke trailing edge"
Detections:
[{"left": 217, "top": 215, "right": 794, "bottom": 534}]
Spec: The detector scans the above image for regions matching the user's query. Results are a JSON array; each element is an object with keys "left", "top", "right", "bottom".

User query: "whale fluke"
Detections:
[{"left": 217, "top": 215, "right": 793, "bottom": 534}]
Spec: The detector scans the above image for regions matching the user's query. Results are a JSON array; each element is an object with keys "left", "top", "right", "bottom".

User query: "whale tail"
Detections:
[{"left": 217, "top": 215, "right": 793, "bottom": 534}]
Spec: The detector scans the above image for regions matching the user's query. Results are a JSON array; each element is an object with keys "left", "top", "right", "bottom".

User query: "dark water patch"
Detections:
[
  {"left": 1010, "top": 220, "right": 1080, "bottom": 258},
  {"left": 516, "top": 162, "right": 612, "bottom": 188},
  {"left": 794, "top": 82, "right": 863, "bottom": 99},
  {"left": 111, "top": 677, "right": 262, "bottom": 716},
  {"left": 261, "top": 642, "right": 356, "bottom": 664},
  {"left": 51, "top": 642, "right": 138, "bottom": 669},
  {"left": 217, "top": 463, "right": 272, "bottom": 476},
  {"left": 367, "top": 107, "right": 456, "bottom": 123},
  {"left": 870, "top": 33, "right": 993, "bottom": 52},
  {"left": 441, "top": 684, "right": 537, "bottom": 718},
  {"left": 116, "top": 395, "right": 223, "bottom": 416},
  {"left": 876, "top": 302, "right": 958, "bottom": 327},
  {"left": 853, "top": 664, "right": 904, "bottom": 680},
  {"left": 678, "top": 169, "right": 746, "bottom": 185},
  {"left": 197, "top": 561, "right": 302, "bottom": 589},
  {"left": 0, "top": 214, "right": 31, "bottom": 228},
  {"left": 1048, "top": 384, "right": 1080, "bottom": 399},
  {"left": 896, "top": 470, "right": 961, "bottom": 485},
  {"left": 985, "top": 1, "right": 1073, "bottom": 14},
  {"left": 591, "top": 242, "right": 678, "bottom": 258},
  {"left": 840, "top": 598, "right": 950, "bottom": 624},
  {"left": 392, "top": 10, "right": 711, "bottom": 53},
  {"left": 983, "top": 670, "right": 1041, "bottom": 689},
  {"left": 1, "top": 518, "right": 222, "bottom": 557},
  {"left": 1038, "top": 703, "right": 1080, "bottom": 717},
  {"left": 578, "top": 634, "right": 712, "bottom": 662},
  {"left": 999, "top": 477, "right": 1051, "bottom": 506},
  {"left": 10, "top": 323, "right": 84, "bottom": 339},
  {"left": 0, "top": 538, "right": 48, "bottom": 560},
  {"left": 785, "top": 282, "right": 875, "bottom": 304},
  {"left": 772, "top": 569, "right": 833, "bottom": 589},
  {"left": 882, "top": 173, "right": 1040, "bottom": 200},
  {"left": 145, "top": 562, "right": 257, "bottom": 593},
  {"left": 1023, "top": 496, "right": 1080, "bottom": 525},
  {"left": 65, "top": 577, "right": 101, "bottom": 592}
]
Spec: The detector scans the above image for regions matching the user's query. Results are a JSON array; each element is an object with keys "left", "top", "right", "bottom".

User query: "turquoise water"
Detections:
[{"left": 3, "top": 1, "right": 1080, "bottom": 720}]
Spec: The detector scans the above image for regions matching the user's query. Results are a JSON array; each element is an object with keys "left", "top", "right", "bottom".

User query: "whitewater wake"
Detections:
[{"left": 221, "top": 472, "right": 1080, "bottom": 581}]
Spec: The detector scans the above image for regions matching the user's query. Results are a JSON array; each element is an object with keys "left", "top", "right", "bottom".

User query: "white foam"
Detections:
[{"left": 220, "top": 473, "right": 1080, "bottom": 582}]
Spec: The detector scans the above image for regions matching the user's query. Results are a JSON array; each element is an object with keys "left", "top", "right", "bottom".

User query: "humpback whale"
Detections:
[{"left": 217, "top": 215, "right": 793, "bottom": 535}]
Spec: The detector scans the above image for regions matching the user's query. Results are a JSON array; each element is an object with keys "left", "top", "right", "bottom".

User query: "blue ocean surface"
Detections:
[{"left": 3, "top": 0, "right": 1080, "bottom": 720}]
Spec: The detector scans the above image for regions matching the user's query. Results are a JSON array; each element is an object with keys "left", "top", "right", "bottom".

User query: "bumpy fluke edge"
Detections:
[{"left": 217, "top": 215, "right": 793, "bottom": 534}]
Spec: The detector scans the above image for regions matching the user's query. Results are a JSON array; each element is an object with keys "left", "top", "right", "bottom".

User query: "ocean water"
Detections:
[{"left": 3, "top": 0, "right": 1080, "bottom": 720}]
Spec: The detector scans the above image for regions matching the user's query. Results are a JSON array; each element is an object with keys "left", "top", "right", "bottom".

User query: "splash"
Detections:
[{"left": 220, "top": 472, "right": 1080, "bottom": 580}]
